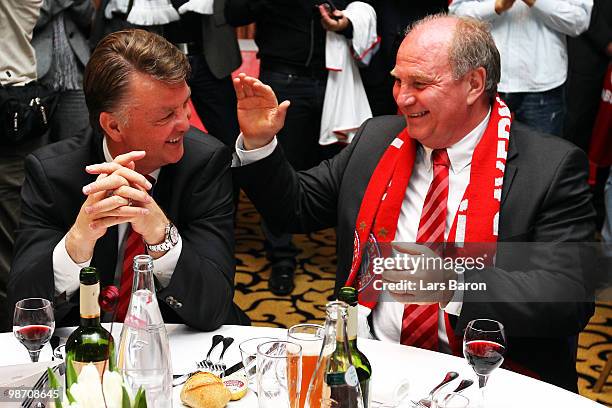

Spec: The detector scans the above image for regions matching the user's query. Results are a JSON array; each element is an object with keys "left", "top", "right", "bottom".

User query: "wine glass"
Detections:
[
  {"left": 13, "top": 298, "right": 55, "bottom": 362},
  {"left": 463, "top": 319, "right": 506, "bottom": 407}
]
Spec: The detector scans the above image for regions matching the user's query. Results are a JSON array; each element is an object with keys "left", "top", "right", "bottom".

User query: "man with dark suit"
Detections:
[
  {"left": 232, "top": 15, "right": 595, "bottom": 391},
  {"left": 9, "top": 28, "right": 248, "bottom": 330}
]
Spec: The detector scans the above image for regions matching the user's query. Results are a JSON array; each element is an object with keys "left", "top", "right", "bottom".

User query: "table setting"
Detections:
[{"left": 1, "top": 265, "right": 605, "bottom": 408}]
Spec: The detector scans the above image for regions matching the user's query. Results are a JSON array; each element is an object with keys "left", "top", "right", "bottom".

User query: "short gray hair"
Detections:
[{"left": 406, "top": 14, "right": 501, "bottom": 99}]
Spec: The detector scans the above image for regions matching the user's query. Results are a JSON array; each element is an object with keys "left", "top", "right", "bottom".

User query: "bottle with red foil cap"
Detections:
[{"left": 65, "top": 267, "right": 116, "bottom": 384}]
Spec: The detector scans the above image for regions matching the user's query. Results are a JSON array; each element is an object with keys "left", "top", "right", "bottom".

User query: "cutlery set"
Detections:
[{"left": 172, "top": 334, "right": 236, "bottom": 387}]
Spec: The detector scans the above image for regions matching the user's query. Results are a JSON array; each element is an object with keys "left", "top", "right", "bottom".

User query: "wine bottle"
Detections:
[
  {"left": 65, "top": 267, "right": 115, "bottom": 382},
  {"left": 338, "top": 287, "right": 372, "bottom": 408},
  {"left": 306, "top": 301, "right": 364, "bottom": 408}
]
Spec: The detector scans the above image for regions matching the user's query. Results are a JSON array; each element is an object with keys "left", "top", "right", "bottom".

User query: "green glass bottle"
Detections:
[
  {"left": 65, "top": 267, "right": 115, "bottom": 384},
  {"left": 338, "top": 287, "right": 372, "bottom": 408},
  {"left": 306, "top": 301, "right": 364, "bottom": 408}
]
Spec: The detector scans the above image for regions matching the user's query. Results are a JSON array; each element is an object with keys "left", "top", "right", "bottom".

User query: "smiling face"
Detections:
[
  {"left": 107, "top": 71, "right": 192, "bottom": 174},
  {"left": 392, "top": 18, "right": 486, "bottom": 149}
]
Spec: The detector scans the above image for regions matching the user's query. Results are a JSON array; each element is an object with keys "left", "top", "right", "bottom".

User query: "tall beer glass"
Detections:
[{"left": 288, "top": 324, "right": 324, "bottom": 408}]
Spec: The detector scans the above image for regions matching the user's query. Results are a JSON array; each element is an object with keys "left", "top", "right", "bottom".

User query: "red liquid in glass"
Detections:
[
  {"left": 464, "top": 340, "right": 505, "bottom": 376},
  {"left": 15, "top": 325, "right": 52, "bottom": 351}
]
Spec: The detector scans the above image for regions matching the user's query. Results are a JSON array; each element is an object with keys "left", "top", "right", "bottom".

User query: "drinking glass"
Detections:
[
  {"left": 13, "top": 298, "right": 55, "bottom": 362},
  {"left": 287, "top": 324, "right": 323, "bottom": 408},
  {"left": 463, "top": 319, "right": 506, "bottom": 407},
  {"left": 240, "top": 336, "right": 279, "bottom": 392},
  {"left": 432, "top": 392, "right": 470, "bottom": 408},
  {"left": 257, "top": 340, "right": 302, "bottom": 408}
]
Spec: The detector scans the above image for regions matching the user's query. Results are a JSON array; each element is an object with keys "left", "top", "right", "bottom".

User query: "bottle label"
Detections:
[
  {"left": 347, "top": 305, "right": 358, "bottom": 340},
  {"left": 345, "top": 365, "right": 359, "bottom": 387},
  {"left": 71, "top": 360, "right": 109, "bottom": 379},
  {"left": 79, "top": 283, "right": 100, "bottom": 318}
]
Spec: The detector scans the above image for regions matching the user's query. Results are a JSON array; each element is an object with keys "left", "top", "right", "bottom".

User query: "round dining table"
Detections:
[{"left": 0, "top": 324, "right": 604, "bottom": 407}]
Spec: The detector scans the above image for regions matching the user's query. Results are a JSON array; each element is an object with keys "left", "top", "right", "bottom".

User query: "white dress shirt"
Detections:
[
  {"left": 52, "top": 137, "right": 182, "bottom": 298},
  {"left": 450, "top": 0, "right": 592, "bottom": 93},
  {"left": 235, "top": 110, "right": 491, "bottom": 352}
]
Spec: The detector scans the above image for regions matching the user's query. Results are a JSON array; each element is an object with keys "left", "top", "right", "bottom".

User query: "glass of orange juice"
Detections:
[{"left": 288, "top": 324, "right": 324, "bottom": 408}]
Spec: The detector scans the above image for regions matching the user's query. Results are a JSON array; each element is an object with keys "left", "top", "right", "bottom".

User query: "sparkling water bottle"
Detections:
[{"left": 117, "top": 255, "right": 173, "bottom": 407}]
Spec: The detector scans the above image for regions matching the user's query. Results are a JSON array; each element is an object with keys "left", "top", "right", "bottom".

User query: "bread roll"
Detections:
[{"left": 180, "top": 372, "right": 231, "bottom": 408}]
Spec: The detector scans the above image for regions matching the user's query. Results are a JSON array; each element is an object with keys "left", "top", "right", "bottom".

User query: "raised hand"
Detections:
[
  {"left": 318, "top": 4, "right": 350, "bottom": 32},
  {"left": 495, "top": 0, "right": 516, "bottom": 14},
  {"left": 233, "top": 73, "right": 290, "bottom": 150}
]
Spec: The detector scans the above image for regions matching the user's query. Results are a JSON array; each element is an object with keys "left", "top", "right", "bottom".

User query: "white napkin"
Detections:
[
  {"left": 177, "top": 0, "right": 214, "bottom": 15},
  {"left": 370, "top": 376, "right": 411, "bottom": 407},
  {"left": 0, "top": 360, "right": 63, "bottom": 388},
  {"left": 127, "top": 0, "right": 180, "bottom": 25}
]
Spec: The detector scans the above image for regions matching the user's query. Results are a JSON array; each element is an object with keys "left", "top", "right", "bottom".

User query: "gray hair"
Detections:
[{"left": 406, "top": 14, "right": 501, "bottom": 99}]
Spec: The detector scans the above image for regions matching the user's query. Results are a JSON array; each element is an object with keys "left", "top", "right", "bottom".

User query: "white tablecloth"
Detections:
[{"left": 0, "top": 324, "right": 603, "bottom": 407}]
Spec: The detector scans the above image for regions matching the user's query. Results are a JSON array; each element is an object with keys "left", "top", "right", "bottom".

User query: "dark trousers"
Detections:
[
  {"left": 499, "top": 85, "right": 565, "bottom": 137},
  {"left": 258, "top": 69, "right": 329, "bottom": 266},
  {"left": 0, "top": 137, "right": 49, "bottom": 332},
  {"left": 187, "top": 54, "right": 239, "bottom": 147},
  {"left": 49, "top": 90, "right": 91, "bottom": 142}
]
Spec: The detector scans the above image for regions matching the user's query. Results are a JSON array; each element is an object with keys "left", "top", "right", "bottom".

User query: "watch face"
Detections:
[{"left": 169, "top": 224, "right": 179, "bottom": 244}]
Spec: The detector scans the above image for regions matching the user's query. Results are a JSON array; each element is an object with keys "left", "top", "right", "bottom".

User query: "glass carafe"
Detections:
[
  {"left": 305, "top": 301, "right": 364, "bottom": 408},
  {"left": 117, "top": 255, "right": 172, "bottom": 407}
]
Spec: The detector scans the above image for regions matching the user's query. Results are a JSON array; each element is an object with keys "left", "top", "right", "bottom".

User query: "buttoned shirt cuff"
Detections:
[
  {"left": 150, "top": 235, "right": 182, "bottom": 288},
  {"left": 53, "top": 235, "right": 90, "bottom": 298},
  {"left": 441, "top": 271, "right": 464, "bottom": 316},
  {"left": 233, "top": 133, "right": 278, "bottom": 167}
]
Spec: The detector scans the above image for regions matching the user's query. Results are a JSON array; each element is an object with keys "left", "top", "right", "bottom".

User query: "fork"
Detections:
[
  {"left": 410, "top": 371, "right": 458, "bottom": 408},
  {"left": 173, "top": 334, "right": 225, "bottom": 386},
  {"left": 412, "top": 379, "right": 474, "bottom": 408},
  {"left": 22, "top": 365, "right": 60, "bottom": 408},
  {"left": 212, "top": 337, "right": 235, "bottom": 377},
  {"left": 198, "top": 334, "right": 224, "bottom": 370}
]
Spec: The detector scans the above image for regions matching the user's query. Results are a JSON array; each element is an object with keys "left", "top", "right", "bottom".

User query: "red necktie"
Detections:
[{"left": 400, "top": 149, "right": 450, "bottom": 350}]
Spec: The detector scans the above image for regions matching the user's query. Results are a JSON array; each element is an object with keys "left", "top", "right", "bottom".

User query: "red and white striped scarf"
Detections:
[{"left": 345, "top": 97, "right": 512, "bottom": 310}]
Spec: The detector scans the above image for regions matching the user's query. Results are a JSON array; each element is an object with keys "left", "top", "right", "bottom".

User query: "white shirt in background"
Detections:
[{"left": 450, "top": 0, "right": 592, "bottom": 93}]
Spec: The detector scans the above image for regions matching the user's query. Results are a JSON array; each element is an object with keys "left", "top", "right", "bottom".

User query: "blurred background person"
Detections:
[
  {"left": 0, "top": 0, "right": 43, "bottom": 332},
  {"left": 224, "top": 0, "right": 371, "bottom": 295},
  {"left": 360, "top": 1, "right": 448, "bottom": 117},
  {"left": 33, "top": 0, "right": 95, "bottom": 142},
  {"left": 450, "top": 0, "right": 593, "bottom": 136}
]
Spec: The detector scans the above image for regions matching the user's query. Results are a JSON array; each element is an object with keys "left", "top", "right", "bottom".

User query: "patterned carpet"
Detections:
[{"left": 233, "top": 193, "right": 612, "bottom": 405}]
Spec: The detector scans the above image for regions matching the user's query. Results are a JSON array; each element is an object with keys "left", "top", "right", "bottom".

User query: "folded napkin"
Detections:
[
  {"left": 0, "top": 360, "right": 63, "bottom": 388},
  {"left": 370, "top": 377, "right": 411, "bottom": 407},
  {"left": 178, "top": 0, "right": 214, "bottom": 15}
]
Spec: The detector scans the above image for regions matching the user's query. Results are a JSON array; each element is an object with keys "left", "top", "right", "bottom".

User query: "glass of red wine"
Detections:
[
  {"left": 463, "top": 319, "right": 506, "bottom": 407},
  {"left": 13, "top": 298, "right": 55, "bottom": 363}
]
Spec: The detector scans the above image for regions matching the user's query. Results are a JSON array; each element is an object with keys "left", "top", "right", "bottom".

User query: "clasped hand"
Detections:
[
  {"left": 380, "top": 243, "right": 456, "bottom": 306},
  {"left": 66, "top": 151, "right": 168, "bottom": 263}
]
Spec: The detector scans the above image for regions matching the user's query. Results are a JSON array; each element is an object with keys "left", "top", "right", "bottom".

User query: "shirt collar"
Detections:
[
  {"left": 420, "top": 108, "right": 492, "bottom": 174},
  {"left": 102, "top": 137, "right": 160, "bottom": 182}
]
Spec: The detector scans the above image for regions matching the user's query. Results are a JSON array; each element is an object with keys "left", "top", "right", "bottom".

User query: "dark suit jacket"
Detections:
[
  {"left": 235, "top": 115, "right": 596, "bottom": 391},
  {"left": 9, "top": 127, "right": 249, "bottom": 330}
]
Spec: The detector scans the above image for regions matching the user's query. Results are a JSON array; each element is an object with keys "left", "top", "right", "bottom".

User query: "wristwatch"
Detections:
[{"left": 145, "top": 222, "right": 179, "bottom": 252}]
